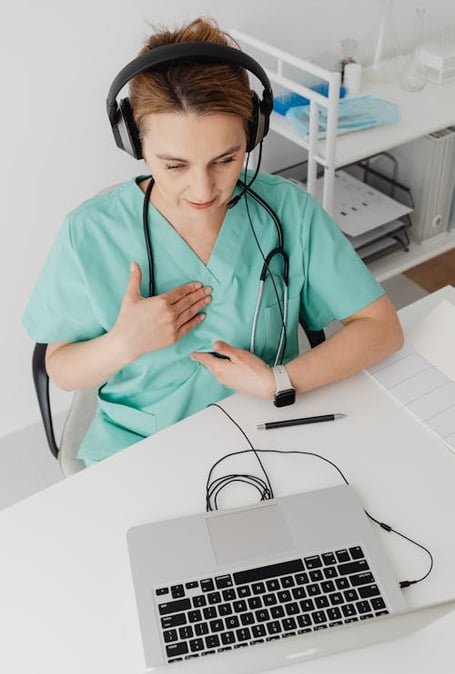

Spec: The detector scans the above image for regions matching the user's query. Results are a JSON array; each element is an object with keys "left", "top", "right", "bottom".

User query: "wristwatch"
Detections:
[{"left": 272, "top": 365, "right": 296, "bottom": 407}]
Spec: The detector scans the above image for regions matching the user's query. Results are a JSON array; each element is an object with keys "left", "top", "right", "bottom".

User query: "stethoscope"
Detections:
[{"left": 141, "top": 178, "right": 289, "bottom": 365}]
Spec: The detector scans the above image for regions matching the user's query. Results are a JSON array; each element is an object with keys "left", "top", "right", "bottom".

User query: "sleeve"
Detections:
[
  {"left": 22, "top": 216, "right": 105, "bottom": 343},
  {"left": 299, "top": 196, "right": 385, "bottom": 331}
]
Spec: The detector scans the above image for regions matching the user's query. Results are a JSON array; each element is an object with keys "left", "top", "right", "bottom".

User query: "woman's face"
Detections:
[{"left": 141, "top": 111, "right": 247, "bottom": 225}]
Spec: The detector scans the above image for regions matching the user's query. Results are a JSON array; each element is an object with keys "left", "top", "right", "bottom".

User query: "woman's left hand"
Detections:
[{"left": 191, "top": 341, "right": 275, "bottom": 399}]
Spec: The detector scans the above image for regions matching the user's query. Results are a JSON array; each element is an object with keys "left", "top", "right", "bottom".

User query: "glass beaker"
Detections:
[
  {"left": 400, "top": 8, "right": 427, "bottom": 92},
  {"left": 366, "top": 0, "right": 403, "bottom": 83}
]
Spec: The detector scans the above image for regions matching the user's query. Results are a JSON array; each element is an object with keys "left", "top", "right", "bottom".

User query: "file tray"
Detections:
[
  {"left": 313, "top": 170, "right": 412, "bottom": 238},
  {"left": 277, "top": 154, "right": 413, "bottom": 264}
]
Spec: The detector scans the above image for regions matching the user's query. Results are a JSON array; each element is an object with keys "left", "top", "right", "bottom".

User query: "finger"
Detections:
[
  {"left": 123, "top": 262, "right": 143, "bottom": 302},
  {"left": 175, "top": 312, "right": 206, "bottom": 340},
  {"left": 190, "top": 350, "right": 226, "bottom": 370},
  {"left": 190, "top": 351, "right": 213, "bottom": 366},
  {"left": 164, "top": 281, "right": 204, "bottom": 305},
  {"left": 212, "top": 340, "right": 238, "bottom": 360},
  {"left": 175, "top": 289, "right": 212, "bottom": 327}
]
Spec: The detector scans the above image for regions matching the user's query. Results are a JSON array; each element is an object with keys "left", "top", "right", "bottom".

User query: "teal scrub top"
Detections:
[{"left": 22, "top": 172, "right": 384, "bottom": 463}]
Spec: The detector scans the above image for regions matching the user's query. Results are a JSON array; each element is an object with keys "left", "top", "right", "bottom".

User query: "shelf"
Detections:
[
  {"left": 233, "top": 30, "right": 455, "bottom": 282},
  {"left": 270, "top": 76, "right": 455, "bottom": 170},
  {"left": 268, "top": 59, "right": 455, "bottom": 282},
  {"left": 367, "top": 228, "right": 455, "bottom": 282}
]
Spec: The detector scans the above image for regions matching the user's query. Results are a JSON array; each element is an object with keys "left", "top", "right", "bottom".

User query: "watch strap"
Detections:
[{"left": 272, "top": 365, "right": 293, "bottom": 393}]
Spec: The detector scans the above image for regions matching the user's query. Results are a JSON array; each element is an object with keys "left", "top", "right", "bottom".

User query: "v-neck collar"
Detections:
[{"left": 134, "top": 177, "right": 251, "bottom": 287}]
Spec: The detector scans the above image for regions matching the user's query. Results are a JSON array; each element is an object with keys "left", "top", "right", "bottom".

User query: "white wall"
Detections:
[{"left": 2, "top": 0, "right": 455, "bottom": 438}]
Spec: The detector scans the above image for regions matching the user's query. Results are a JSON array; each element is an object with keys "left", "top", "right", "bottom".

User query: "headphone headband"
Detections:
[{"left": 106, "top": 41, "right": 274, "bottom": 158}]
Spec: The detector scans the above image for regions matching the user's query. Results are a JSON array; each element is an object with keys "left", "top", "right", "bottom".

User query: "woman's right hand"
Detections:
[
  {"left": 112, "top": 262, "right": 212, "bottom": 362},
  {"left": 45, "top": 262, "right": 212, "bottom": 391}
]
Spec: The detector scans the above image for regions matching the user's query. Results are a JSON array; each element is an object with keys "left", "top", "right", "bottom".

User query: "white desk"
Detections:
[{"left": 1, "top": 287, "right": 454, "bottom": 674}]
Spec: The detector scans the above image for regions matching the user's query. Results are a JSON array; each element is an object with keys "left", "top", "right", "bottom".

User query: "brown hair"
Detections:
[{"left": 129, "top": 17, "right": 253, "bottom": 138}]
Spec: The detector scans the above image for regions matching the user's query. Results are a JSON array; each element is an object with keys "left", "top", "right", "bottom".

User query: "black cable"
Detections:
[
  {"left": 207, "top": 402, "right": 434, "bottom": 589},
  {"left": 142, "top": 177, "right": 156, "bottom": 297},
  {"left": 227, "top": 145, "right": 263, "bottom": 209},
  {"left": 208, "top": 473, "right": 273, "bottom": 511},
  {"left": 364, "top": 511, "right": 434, "bottom": 588},
  {"left": 207, "top": 403, "right": 274, "bottom": 510}
]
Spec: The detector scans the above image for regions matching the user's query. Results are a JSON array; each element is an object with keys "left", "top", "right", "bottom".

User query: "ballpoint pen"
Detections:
[{"left": 257, "top": 413, "right": 346, "bottom": 430}]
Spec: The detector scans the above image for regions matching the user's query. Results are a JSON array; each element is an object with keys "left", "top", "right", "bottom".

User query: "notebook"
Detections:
[{"left": 126, "top": 483, "right": 430, "bottom": 671}]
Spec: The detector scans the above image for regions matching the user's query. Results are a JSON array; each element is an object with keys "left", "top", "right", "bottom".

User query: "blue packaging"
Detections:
[
  {"left": 273, "top": 83, "right": 346, "bottom": 115},
  {"left": 286, "top": 95, "right": 401, "bottom": 138}
]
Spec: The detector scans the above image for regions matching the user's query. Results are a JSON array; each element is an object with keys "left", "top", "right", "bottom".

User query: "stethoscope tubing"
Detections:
[{"left": 142, "top": 178, "right": 289, "bottom": 364}]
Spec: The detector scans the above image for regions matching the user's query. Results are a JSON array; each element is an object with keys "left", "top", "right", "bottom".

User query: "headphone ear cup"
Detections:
[
  {"left": 116, "top": 98, "right": 143, "bottom": 159},
  {"left": 246, "top": 91, "right": 270, "bottom": 153}
]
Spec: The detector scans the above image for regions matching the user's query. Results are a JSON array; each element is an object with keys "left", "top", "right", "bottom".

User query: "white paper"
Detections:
[
  {"left": 366, "top": 300, "right": 455, "bottom": 452},
  {"left": 406, "top": 299, "right": 455, "bottom": 382},
  {"left": 314, "top": 171, "right": 412, "bottom": 237}
]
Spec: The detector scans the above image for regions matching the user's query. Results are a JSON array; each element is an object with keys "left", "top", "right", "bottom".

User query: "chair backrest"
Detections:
[
  {"left": 32, "top": 343, "right": 95, "bottom": 476},
  {"left": 32, "top": 343, "right": 59, "bottom": 458},
  {"left": 59, "top": 387, "right": 97, "bottom": 475},
  {"left": 300, "top": 317, "right": 325, "bottom": 349}
]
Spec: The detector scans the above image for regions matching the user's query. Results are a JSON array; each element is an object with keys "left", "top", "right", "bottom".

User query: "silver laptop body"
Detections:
[
  {"left": 150, "top": 598, "right": 455, "bottom": 673},
  {"left": 127, "top": 484, "right": 413, "bottom": 670}
]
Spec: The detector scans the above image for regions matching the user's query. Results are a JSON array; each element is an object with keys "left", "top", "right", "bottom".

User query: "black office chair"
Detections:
[
  {"left": 32, "top": 321, "right": 324, "bottom": 475},
  {"left": 299, "top": 317, "right": 325, "bottom": 349}
]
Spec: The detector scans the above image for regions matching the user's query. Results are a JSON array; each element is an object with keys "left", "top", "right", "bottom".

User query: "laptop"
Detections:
[{"left": 126, "top": 484, "right": 451, "bottom": 672}]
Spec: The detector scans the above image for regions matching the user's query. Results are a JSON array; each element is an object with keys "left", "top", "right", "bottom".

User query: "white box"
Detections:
[{"left": 417, "top": 39, "right": 455, "bottom": 83}]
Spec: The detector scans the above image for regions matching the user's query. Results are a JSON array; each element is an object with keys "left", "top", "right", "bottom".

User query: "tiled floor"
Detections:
[{"left": 0, "top": 274, "right": 429, "bottom": 512}]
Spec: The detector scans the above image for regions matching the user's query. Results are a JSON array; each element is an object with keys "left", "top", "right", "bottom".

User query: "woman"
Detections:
[{"left": 22, "top": 17, "right": 403, "bottom": 466}]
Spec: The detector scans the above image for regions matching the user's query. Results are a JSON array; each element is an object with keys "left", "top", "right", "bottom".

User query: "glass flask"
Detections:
[
  {"left": 400, "top": 8, "right": 427, "bottom": 92},
  {"left": 366, "top": 0, "right": 403, "bottom": 83}
]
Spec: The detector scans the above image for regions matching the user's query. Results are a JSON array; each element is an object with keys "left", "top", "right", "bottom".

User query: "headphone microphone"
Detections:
[
  {"left": 227, "top": 190, "right": 247, "bottom": 210},
  {"left": 227, "top": 140, "right": 264, "bottom": 209}
]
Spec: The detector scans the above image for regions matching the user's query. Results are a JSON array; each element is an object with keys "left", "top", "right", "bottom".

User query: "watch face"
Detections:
[{"left": 274, "top": 389, "right": 296, "bottom": 407}]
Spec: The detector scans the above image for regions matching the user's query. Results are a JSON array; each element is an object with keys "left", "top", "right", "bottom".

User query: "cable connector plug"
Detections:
[
  {"left": 379, "top": 521, "right": 392, "bottom": 532},
  {"left": 399, "top": 580, "right": 417, "bottom": 589}
]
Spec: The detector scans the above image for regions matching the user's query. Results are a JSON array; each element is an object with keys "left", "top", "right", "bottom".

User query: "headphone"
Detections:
[{"left": 106, "top": 41, "right": 274, "bottom": 159}]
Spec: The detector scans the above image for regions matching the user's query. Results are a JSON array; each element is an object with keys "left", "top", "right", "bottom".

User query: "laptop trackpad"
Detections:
[{"left": 206, "top": 503, "right": 295, "bottom": 566}]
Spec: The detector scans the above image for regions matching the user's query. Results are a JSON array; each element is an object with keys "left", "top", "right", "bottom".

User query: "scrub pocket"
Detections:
[{"left": 77, "top": 401, "right": 158, "bottom": 464}]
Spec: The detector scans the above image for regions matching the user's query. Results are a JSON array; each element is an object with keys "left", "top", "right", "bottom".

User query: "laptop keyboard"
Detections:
[{"left": 155, "top": 545, "right": 389, "bottom": 663}]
